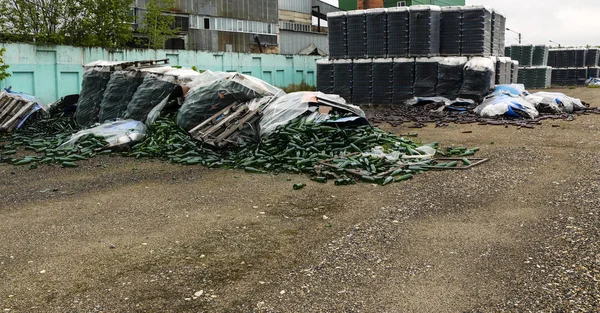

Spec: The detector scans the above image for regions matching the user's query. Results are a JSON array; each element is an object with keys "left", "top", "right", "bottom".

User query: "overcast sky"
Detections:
[{"left": 320, "top": 0, "right": 599, "bottom": 47}]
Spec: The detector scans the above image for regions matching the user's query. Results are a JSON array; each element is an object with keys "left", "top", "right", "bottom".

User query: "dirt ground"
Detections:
[{"left": 1, "top": 87, "right": 599, "bottom": 312}]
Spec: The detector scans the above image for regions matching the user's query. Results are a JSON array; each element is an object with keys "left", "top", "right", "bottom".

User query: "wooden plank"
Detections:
[{"left": 0, "top": 101, "right": 34, "bottom": 132}]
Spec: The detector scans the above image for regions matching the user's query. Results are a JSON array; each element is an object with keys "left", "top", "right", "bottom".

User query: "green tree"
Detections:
[
  {"left": 0, "top": 0, "right": 134, "bottom": 48},
  {"left": 137, "top": 0, "right": 177, "bottom": 49},
  {"left": 67, "top": 0, "right": 135, "bottom": 49},
  {"left": 0, "top": 48, "right": 10, "bottom": 81}
]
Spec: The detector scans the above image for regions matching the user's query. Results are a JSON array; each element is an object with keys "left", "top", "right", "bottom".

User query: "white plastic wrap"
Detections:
[
  {"left": 259, "top": 92, "right": 363, "bottom": 137},
  {"left": 61, "top": 119, "right": 147, "bottom": 149},
  {"left": 475, "top": 94, "right": 538, "bottom": 119},
  {"left": 525, "top": 92, "right": 585, "bottom": 113}
]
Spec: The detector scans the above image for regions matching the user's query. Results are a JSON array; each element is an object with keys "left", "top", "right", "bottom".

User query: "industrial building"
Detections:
[
  {"left": 130, "top": 0, "right": 336, "bottom": 55},
  {"left": 130, "top": 0, "right": 279, "bottom": 53},
  {"left": 339, "top": 0, "right": 465, "bottom": 11}
]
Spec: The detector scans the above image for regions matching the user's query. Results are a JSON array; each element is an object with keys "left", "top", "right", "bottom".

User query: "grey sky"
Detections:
[{"left": 320, "top": 0, "right": 600, "bottom": 47}]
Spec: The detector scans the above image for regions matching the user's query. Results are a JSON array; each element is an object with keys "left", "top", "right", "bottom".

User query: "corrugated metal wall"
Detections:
[
  {"left": 0, "top": 43, "right": 321, "bottom": 104},
  {"left": 280, "top": 30, "right": 329, "bottom": 55},
  {"left": 132, "top": 0, "right": 278, "bottom": 52},
  {"left": 278, "top": 0, "right": 312, "bottom": 14}
]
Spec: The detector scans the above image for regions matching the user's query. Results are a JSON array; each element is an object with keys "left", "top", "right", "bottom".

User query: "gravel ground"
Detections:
[{"left": 1, "top": 87, "right": 599, "bottom": 312}]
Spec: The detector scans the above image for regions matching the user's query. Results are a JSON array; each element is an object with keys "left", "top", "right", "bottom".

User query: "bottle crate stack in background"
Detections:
[{"left": 318, "top": 5, "right": 512, "bottom": 105}]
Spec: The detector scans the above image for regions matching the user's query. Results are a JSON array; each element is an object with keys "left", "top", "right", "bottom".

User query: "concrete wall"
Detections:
[{"left": 0, "top": 43, "right": 321, "bottom": 104}]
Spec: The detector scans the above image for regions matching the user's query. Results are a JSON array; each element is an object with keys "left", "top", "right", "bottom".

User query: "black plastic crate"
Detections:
[
  {"left": 440, "top": 6, "right": 462, "bottom": 56},
  {"left": 352, "top": 59, "right": 372, "bottom": 105},
  {"left": 371, "top": 58, "right": 394, "bottom": 105},
  {"left": 387, "top": 7, "right": 410, "bottom": 58},
  {"left": 366, "top": 8, "right": 388, "bottom": 58},
  {"left": 409, "top": 5, "right": 441, "bottom": 57},
  {"left": 347, "top": 10, "right": 367, "bottom": 59},
  {"left": 392, "top": 58, "right": 415, "bottom": 103},
  {"left": 316, "top": 59, "right": 334, "bottom": 94},
  {"left": 333, "top": 59, "right": 353, "bottom": 102},
  {"left": 327, "top": 12, "right": 348, "bottom": 59}
]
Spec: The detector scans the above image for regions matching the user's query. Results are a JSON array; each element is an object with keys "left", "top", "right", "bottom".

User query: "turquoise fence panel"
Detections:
[{"left": 0, "top": 43, "right": 321, "bottom": 104}]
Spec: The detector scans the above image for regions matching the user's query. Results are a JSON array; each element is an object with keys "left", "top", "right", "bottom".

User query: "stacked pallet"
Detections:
[
  {"left": 0, "top": 90, "right": 40, "bottom": 133},
  {"left": 321, "top": 5, "right": 511, "bottom": 105},
  {"left": 328, "top": 5, "right": 506, "bottom": 59},
  {"left": 545, "top": 47, "right": 600, "bottom": 86}
]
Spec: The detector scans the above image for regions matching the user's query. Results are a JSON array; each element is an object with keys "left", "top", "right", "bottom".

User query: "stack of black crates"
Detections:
[
  {"left": 506, "top": 44, "right": 552, "bottom": 88},
  {"left": 545, "top": 47, "right": 600, "bottom": 86},
  {"left": 318, "top": 5, "right": 512, "bottom": 105}
]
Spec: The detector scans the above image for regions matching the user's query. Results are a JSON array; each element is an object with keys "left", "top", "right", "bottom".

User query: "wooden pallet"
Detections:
[
  {"left": 188, "top": 102, "right": 263, "bottom": 148},
  {"left": 0, "top": 90, "right": 38, "bottom": 133}
]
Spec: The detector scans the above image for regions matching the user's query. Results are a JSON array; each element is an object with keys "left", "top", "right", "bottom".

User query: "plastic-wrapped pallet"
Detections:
[
  {"left": 551, "top": 68, "right": 569, "bottom": 86},
  {"left": 588, "top": 67, "right": 600, "bottom": 78},
  {"left": 461, "top": 5, "right": 492, "bottom": 56},
  {"left": 347, "top": 10, "right": 367, "bottom": 59},
  {"left": 532, "top": 45, "right": 549, "bottom": 66},
  {"left": 409, "top": 5, "right": 441, "bottom": 57},
  {"left": 327, "top": 12, "right": 348, "bottom": 59},
  {"left": 414, "top": 57, "right": 440, "bottom": 97},
  {"left": 371, "top": 58, "right": 393, "bottom": 105},
  {"left": 124, "top": 73, "right": 177, "bottom": 122},
  {"left": 366, "top": 9, "right": 387, "bottom": 58},
  {"left": 491, "top": 9, "right": 506, "bottom": 57},
  {"left": 585, "top": 48, "right": 599, "bottom": 67},
  {"left": 537, "top": 67, "right": 552, "bottom": 88},
  {"left": 316, "top": 59, "right": 335, "bottom": 94},
  {"left": 575, "top": 67, "right": 588, "bottom": 85},
  {"left": 352, "top": 59, "right": 372, "bottom": 105},
  {"left": 574, "top": 49, "right": 586, "bottom": 67},
  {"left": 495, "top": 57, "right": 506, "bottom": 85},
  {"left": 333, "top": 59, "right": 353, "bottom": 103},
  {"left": 98, "top": 71, "right": 145, "bottom": 123},
  {"left": 437, "top": 57, "right": 467, "bottom": 99},
  {"left": 520, "top": 45, "right": 533, "bottom": 67},
  {"left": 459, "top": 57, "right": 495, "bottom": 101},
  {"left": 440, "top": 6, "right": 462, "bottom": 56},
  {"left": 387, "top": 7, "right": 410, "bottom": 58},
  {"left": 511, "top": 60, "right": 519, "bottom": 84},
  {"left": 548, "top": 49, "right": 557, "bottom": 67},
  {"left": 510, "top": 45, "right": 522, "bottom": 64},
  {"left": 178, "top": 73, "right": 283, "bottom": 131},
  {"left": 75, "top": 68, "right": 113, "bottom": 127},
  {"left": 500, "top": 57, "right": 512, "bottom": 84},
  {"left": 496, "top": 11, "right": 506, "bottom": 56},
  {"left": 559, "top": 49, "right": 570, "bottom": 68},
  {"left": 565, "top": 49, "right": 577, "bottom": 67},
  {"left": 392, "top": 58, "right": 415, "bottom": 103}
]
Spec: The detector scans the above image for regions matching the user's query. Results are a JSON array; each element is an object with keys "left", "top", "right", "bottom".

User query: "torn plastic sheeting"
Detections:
[
  {"left": 492, "top": 84, "right": 527, "bottom": 97},
  {"left": 259, "top": 92, "right": 365, "bottom": 137},
  {"left": 525, "top": 92, "right": 585, "bottom": 114},
  {"left": 60, "top": 119, "right": 147, "bottom": 149},
  {"left": 364, "top": 145, "right": 437, "bottom": 162},
  {"left": 474, "top": 93, "right": 538, "bottom": 119},
  {"left": 177, "top": 73, "right": 282, "bottom": 131},
  {"left": 406, "top": 97, "right": 475, "bottom": 107},
  {"left": 585, "top": 77, "right": 600, "bottom": 87}
]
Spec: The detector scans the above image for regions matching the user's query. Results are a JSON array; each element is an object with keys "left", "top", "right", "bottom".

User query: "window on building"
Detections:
[
  {"left": 204, "top": 18, "right": 210, "bottom": 29},
  {"left": 171, "top": 15, "right": 189, "bottom": 31},
  {"left": 397, "top": 1, "right": 406, "bottom": 6},
  {"left": 237, "top": 20, "right": 243, "bottom": 32}
]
